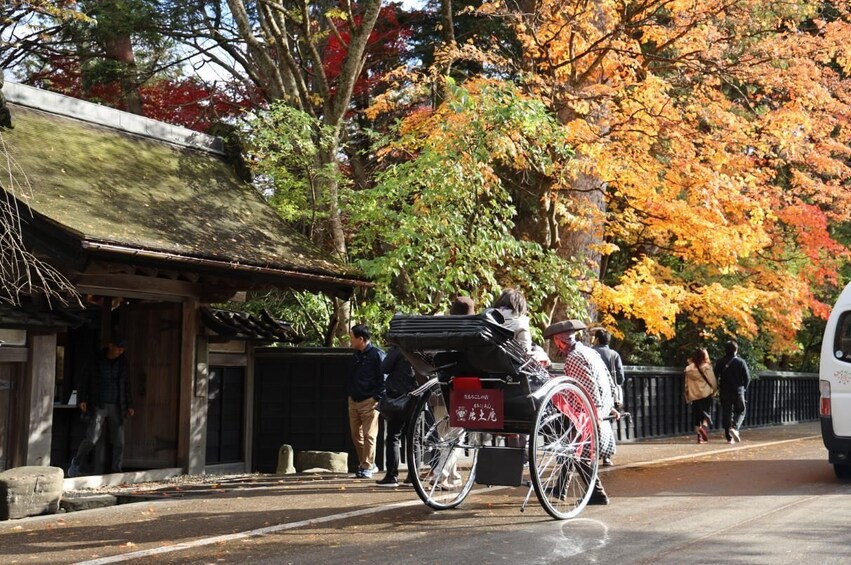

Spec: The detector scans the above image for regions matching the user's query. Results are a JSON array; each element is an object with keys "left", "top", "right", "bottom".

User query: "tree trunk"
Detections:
[{"left": 103, "top": 34, "right": 142, "bottom": 115}]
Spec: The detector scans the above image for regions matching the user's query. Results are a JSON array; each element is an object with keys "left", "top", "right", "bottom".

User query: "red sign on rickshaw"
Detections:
[{"left": 450, "top": 389, "right": 504, "bottom": 429}]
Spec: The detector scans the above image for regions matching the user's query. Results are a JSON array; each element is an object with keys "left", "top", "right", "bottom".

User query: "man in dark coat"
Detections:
[
  {"left": 68, "top": 337, "right": 134, "bottom": 477},
  {"left": 714, "top": 340, "right": 751, "bottom": 444},
  {"left": 592, "top": 328, "right": 625, "bottom": 466},
  {"left": 375, "top": 346, "right": 416, "bottom": 487}
]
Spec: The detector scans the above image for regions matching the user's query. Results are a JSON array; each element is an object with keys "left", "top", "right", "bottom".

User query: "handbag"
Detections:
[{"left": 378, "top": 393, "right": 412, "bottom": 420}]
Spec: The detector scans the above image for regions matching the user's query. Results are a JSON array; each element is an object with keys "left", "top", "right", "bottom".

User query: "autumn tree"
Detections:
[
  {"left": 349, "top": 79, "right": 588, "bottom": 334},
  {"left": 440, "top": 0, "right": 851, "bottom": 363},
  {"left": 161, "top": 0, "right": 412, "bottom": 340},
  {"left": 1, "top": 1, "right": 252, "bottom": 130},
  {"left": 2, "top": 0, "right": 178, "bottom": 114}
]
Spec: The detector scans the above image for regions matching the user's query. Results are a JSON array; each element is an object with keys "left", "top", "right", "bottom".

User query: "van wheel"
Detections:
[{"left": 834, "top": 464, "right": 851, "bottom": 479}]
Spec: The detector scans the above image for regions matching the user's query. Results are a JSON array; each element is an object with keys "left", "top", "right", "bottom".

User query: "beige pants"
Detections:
[{"left": 348, "top": 397, "right": 379, "bottom": 469}]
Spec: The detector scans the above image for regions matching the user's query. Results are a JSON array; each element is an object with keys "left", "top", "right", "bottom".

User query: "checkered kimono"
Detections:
[{"left": 562, "top": 341, "right": 617, "bottom": 457}]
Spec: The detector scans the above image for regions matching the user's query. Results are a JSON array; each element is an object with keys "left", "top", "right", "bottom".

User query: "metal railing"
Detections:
[
  {"left": 251, "top": 350, "right": 820, "bottom": 471},
  {"left": 613, "top": 366, "right": 819, "bottom": 441}
]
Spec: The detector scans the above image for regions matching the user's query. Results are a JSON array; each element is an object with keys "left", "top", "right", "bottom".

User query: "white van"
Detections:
[{"left": 820, "top": 282, "right": 851, "bottom": 478}]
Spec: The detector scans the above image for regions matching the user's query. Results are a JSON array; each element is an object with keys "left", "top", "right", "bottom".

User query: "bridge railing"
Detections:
[{"left": 612, "top": 366, "right": 819, "bottom": 441}]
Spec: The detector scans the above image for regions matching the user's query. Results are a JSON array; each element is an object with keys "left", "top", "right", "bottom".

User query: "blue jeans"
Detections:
[{"left": 720, "top": 388, "right": 746, "bottom": 441}]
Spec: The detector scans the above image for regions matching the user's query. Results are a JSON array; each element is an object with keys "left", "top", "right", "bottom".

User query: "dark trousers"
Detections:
[
  {"left": 74, "top": 404, "right": 125, "bottom": 472},
  {"left": 383, "top": 414, "right": 407, "bottom": 478},
  {"left": 720, "top": 387, "right": 747, "bottom": 441}
]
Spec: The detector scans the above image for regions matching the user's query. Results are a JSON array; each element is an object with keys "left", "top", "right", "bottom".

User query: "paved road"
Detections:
[{"left": 3, "top": 423, "right": 849, "bottom": 564}]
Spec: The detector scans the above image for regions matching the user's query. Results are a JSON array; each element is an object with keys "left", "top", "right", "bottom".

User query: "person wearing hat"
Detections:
[
  {"left": 68, "top": 336, "right": 134, "bottom": 477},
  {"left": 543, "top": 319, "right": 620, "bottom": 505}
]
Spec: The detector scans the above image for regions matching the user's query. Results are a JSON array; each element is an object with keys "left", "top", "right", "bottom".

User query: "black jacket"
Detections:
[
  {"left": 714, "top": 354, "right": 750, "bottom": 393},
  {"left": 381, "top": 347, "right": 416, "bottom": 398},
  {"left": 593, "top": 345, "right": 625, "bottom": 385},
  {"left": 347, "top": 343, "right": 386, "bottom": 401},
  {"left": 78, "top": 349, "right": 132, "bottom": 422}
]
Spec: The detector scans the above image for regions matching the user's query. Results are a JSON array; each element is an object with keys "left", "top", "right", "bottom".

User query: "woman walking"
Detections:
[{"left": 684, "top": 348, "right": 718, "bottom": 444}]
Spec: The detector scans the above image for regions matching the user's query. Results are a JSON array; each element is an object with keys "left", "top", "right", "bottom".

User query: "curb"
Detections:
[{"left": 601, "top": 434, "right": 822, "bottom": 473}]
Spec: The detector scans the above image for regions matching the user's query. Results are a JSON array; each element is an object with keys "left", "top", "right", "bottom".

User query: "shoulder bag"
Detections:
[
  {"left": 695, "top": 364, "right": 717, "bottom": 398},
  {"left": 378, "top": 393, "right": 412, "bottom": 420}
]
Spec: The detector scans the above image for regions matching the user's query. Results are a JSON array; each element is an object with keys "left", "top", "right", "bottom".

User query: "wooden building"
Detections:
[{"left": 0, "top": 82, "right": 368, "bottom": 477}]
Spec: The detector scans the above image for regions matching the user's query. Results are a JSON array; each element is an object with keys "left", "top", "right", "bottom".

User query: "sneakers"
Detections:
[
  {"left": 602, "top": 457, "right": 614, "bottom": 467},
  {"left": 375, "top": 475, "right": 399, "bottom": 487},
  {"left": 730, "top": 428, "right": 741, "bottom": 443},
  {"left": 402, "top": 475, "right": 414, "bottom": 485},
  {"left": 587, "top": 493, "right": 610, "bottom": 505},
  {"left": 698, "top": 425, "right": 709, "bottom": 443},
  {"left": 434, "top": 479, "right": 459, "bottom": 490},
  {"left": 354, "top": 465, "right": 379, "bottom": 479},
  {"left": 67, "top": 460, "right": 81, "bottom": 478}
]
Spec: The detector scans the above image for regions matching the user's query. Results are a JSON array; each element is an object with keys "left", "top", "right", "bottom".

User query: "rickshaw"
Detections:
[{"left": 387, "top": 310, "right": 603, "bottom": 520}]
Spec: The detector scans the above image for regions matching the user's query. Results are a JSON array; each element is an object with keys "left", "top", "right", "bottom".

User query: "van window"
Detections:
[{"left": 834, "top": 311, "right": 851, "bottom": 363}]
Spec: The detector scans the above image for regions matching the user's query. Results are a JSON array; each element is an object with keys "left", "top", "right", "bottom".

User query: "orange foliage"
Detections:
[{"left": 492, "top": 0, "right": 851, "bottom": 352}]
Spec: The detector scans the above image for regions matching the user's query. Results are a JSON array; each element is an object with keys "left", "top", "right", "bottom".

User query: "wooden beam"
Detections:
[
  {"left": 75, "top": 273, "right": 208, "bottom": 300},
  {"left": 0, "top": 348, "right": 28, "bottom": 363}
]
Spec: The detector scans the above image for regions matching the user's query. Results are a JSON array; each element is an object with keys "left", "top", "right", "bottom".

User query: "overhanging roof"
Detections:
[
  {"left": 201, "top": 307, "right": 302, "bottom": 343},
  {"left": 0, "top": 83, "right": 369, "bottom": 296},
  {"left": 0, "top": 302, "right": 86, "bottom": 330}
]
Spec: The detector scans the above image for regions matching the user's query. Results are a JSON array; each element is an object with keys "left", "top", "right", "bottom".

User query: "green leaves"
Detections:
[
  {"left": 243, "top": 102, "right": 342, "bottom": 234},
  {"left": 347, "top": 79, "right": 584, "bottom": 334}
]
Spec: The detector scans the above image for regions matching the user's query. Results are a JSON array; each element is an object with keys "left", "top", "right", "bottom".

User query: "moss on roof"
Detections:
[{"left": 2, "top": 104, "right": 362, "bottom": 282}]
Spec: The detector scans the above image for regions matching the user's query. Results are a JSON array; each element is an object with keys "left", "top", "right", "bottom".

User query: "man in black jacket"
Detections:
[
  {"left": 68, "top": 337, "right": 134, "bottom": 477},
  {"left": 592, "top": 328, "right": 625, "bottom": 467},
  {"left": 375, "top": 346, "right": 416, "bottom": 487},
  {"left": 347, "top": 324, "right": 385, "bottom": 479},
  {"left": 714, "top": 340, "right": 751, "bottom": 444}
]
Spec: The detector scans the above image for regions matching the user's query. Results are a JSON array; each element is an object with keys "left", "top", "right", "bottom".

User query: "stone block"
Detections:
[
  {"left": 276, "top": 444, "right": 296, "bottom": 474},
  {"left": 295, "top": 451, "right": 348, "bottom": 473},
  {"left": 60, "top": 494, "right": 117, "bottom": 512},
  {"left": 0, "top": 466, "right": 64, "bottom": 520}
]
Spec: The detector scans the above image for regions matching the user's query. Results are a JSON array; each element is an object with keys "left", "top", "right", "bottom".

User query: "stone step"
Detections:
[
  {"left": 60, "top": 494, "right": 117, "bottom": 512},
  {"left": 0, "top": 466, "right": 64, "bottom": 520}
]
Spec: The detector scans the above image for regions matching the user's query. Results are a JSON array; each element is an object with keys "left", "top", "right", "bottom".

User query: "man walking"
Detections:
[
  {"left": 592, "top": 328, "right": 624, "bottom": 466},
  {"left": 68, "top": 337, "right": 134, "bottom": 477},
  {"left": 347, "top": 324, "right": 385, "bottom": 479},
  {"left": 715, "top": 340, "right": 751, "bottom": 444}
]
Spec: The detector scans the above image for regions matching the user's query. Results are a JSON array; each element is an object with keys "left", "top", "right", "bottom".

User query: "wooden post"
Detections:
[
  {"left": 177, "top": 299, "right": 206, "bottom": 474},
  {"left": 21, "top": 333, "right": 57, "bottom": 466}
]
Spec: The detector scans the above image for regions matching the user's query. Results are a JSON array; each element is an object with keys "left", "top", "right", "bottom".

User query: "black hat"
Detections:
[{"left": 543, "top": 319, "right": 587, "bottom": 339}]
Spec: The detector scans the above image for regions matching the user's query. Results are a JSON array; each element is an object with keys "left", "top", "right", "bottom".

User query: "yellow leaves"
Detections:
[
  {"left": 592, "top": 257, "right": 686, "bottom": 339},
  {"left": 592, "top": 258, "right": 804, "bottom": 349},
  {"left": 592, "top": 241, "right": 620, "bottom": 256}
]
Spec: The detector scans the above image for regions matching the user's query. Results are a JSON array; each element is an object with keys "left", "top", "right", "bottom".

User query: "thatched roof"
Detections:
[{"left": 0, "top": 83, "right": 368, "bottom": 295}]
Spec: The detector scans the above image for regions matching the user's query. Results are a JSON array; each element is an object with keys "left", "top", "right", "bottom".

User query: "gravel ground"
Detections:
[{"left": 63, "top": 472, "right": 265, "bottom": 497}]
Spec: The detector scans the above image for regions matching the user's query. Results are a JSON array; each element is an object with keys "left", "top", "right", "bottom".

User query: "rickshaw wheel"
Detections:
[
  {"left": 529, "top": 380, "right": 599, "bottom": 520},
  {"left": 406, "top": 381, "right": 479, "bottom": 509}
]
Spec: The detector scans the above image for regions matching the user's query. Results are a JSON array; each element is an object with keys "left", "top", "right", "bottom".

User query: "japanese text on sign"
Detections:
[{"left": 450, "top": 389, "right": 504, "bottom": 429}]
